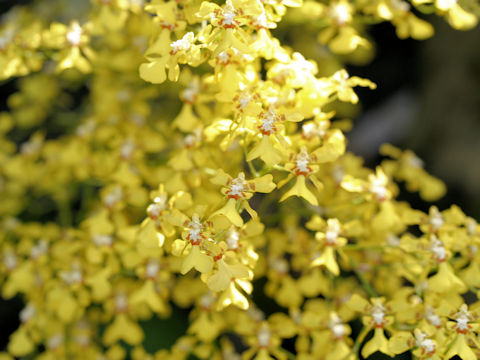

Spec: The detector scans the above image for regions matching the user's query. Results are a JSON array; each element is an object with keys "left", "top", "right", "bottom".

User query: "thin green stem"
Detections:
[
  {"left": 278, "top": 347, "right": 296, "bottom": 360},
  {"left": 56, "top": 192, "right": 72, "bottom": 228},
  {"left": 243, "top": 133, "right": 259, "bottom": 177},
  {"left": 343, "top": 244, "right": 384, "bottom": 251},
  {"left": 349, "top": 258, "right": 378, "bottom": 298}
]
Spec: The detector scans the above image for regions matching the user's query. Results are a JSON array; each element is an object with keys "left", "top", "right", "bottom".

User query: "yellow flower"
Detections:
[
  {"left": 210, "top": 170, "right": 275, "bottom": 226},
  {"left": 280, "top": 131, "right": 345, "bottom": 204},
  {"left": 310, "top": 218, "right": 347, "bottom": 275}
]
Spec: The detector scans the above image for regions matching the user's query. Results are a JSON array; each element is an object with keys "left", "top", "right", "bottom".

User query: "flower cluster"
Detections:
[{"left": 0, "top": 0, "right": 479, "bottom": 359}]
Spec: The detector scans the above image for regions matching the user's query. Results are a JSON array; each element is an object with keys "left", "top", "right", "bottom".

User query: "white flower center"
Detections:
[
  {"left": 116, "top": 89, "right": 130, "bottom": 102},
  {"left": 467, "top": 218, "right": 477, "bottom": 236},
  {"left": 189, "top": 228, "right": 202, "bottom": 241},
  {"left": 115, "top": 293, "right": 128, "bottom": 312},
  {"left": 170, "top": 32, "right": 194, "bottom": 54},
  {"left": 148, "top": 195, "right": 168, "bottom": 218},
  {"left": 48, "top": 334, "right": 64, "bottom": 349},
  {"left": 421, "top": 338, "right": 435, "bottom": 353},
  {"left": 121, "top": 140, "right": 135, "bottom": 159},
  {"left": 469, "top": 245, "right": 478, "bottom": 255},
  {"left": 456, "top": 315, "right": 469, "bottom": 331},
  {"left": 146, "top": 260, "right": 160, "bottom": 278},
  {"left": 247, "top": 306, "right": 265, "bottom": 321},
  {"left": 184, "top": 134, "right": 197, "bottom": 147},
  {"left": 229, "top": 174, "right": 246, "bottom": 198},
  {"left": 331, "top": 323, "right": 346, "bottom": 339},
  {"left": 183, "top": 88, "right": 197, "bottom": 104},
  {"left": 76, "top": 120, "right": 96, "bottom": 136},
  {"left": 227, "top": 229, "right": 240, "bottom": 249},
  {"left": 333, "top": 70, "right": 349, "bottom": 85},
  {"left": 104, "top": 187, "right": 123, "bottom": 207},
  {"left": 93, "top": 234, "right": 113, "bottom": 247},
  {"left": 260, "top": 111, "right": 278, "bottom": 134},
  {"left": 415, "top": 331, "right": 435, "bottom": 354},
  {"left": 407, "top": 153, "right": 423, "bottom": 168},
  {"left": 271, "top": 258, "right": 288, "bottom": 274},
  {"left": 429, "top": 211, "right": 444, "bottom": 231},
  {"left": 438, "top": 0, "right": 457, "bottom": 9},
  {"left": 386, "top": 233, "right": 400, "bottom": 247},
  {"left": 75, "top": 334, "right": 90, "bottom": 346},
  {"left": 66, "top": 23, "right": 83, "bottom": 46},
  {"left": 257, "top": 326, "right": 271, "bottom": 347},
  {"left": 129, "top": 0, "right": 144, "bottom": 6},
  {"left": 238, "top": 95, "right": 251, "bottom": 109},
  {"left": 372, "top": 311, "right": 385, "bottom": 326},
  {"left": 430, "top": 236, "right": 446, "bottom": 262},
  {"left": 329, "top": 313, "right": 346, "bottom": 339},
  {"left": 200, "top": 293, "right": 215, "bottom": 309},
  {"left": 218, "top": 50, "right": 231, "bottom": 65},
  {"left": 0, "top": 37, "right": 8, "bottom": 51},
  {"left": 329, "top": 3, "right": 351, "bottom": 25},
  {"left": 332, "top": 166, "right": 345, "bottom": 184},
  {"left": 295, "top": 151, "right": 311, "bottom": 175},
  {"left": 325, "top": 220, "right": 341, "bottom": 245},
  {"left": 371, "top": 303, "right": 386, "bottom": 327},
  {"left": 4, "top": 251, "right": 17, "bottom": 270},
  {"left": 61, "top": 266, "right": 83, "bottom": 285},
  {"left": 425, "top": 307, "right": 441, "bottom": 327},
  {"left": 223, "top": 11, "right": 236, "bottom": 25},
  {"left": 253, "top": 13, "right": 268, "bottom": 28},
  {"left": 20, "top": 304, "right": 36, "bottom": 323},
  {"left": 30, "top": 240, "right": 48, "bottom": 259},
  {"left": 130, "top": 113, "right": 145, "bottom": 125},
  {"left": 369, "top": 176, "right": 388, "bottom": 200},
  {"left": 302, "top": 122, "right": 325, "bottom": 139}
]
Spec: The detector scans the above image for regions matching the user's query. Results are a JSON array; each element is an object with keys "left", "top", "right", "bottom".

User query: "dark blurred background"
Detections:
[{"left": 347, "top": 18, "right": 480, "bottom": 221}]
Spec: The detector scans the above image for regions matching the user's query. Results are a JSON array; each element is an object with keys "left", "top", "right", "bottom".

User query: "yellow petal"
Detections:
[
  {"left": 210, "top": 169, "right": 232, "bottom": 186},
  {"left": 461, "top": 262, "right": 480, "bottom": 287},
  {"left": 326, "top": 341, "right": 353, "bottom": 360},
  {"left": 341, "top": 175, "right": 365, "bottom": 192},
  {"left": 217, "top": 282, "right": 249, "bottom": 310},
  {"left": 330, "top": 27, "right": 370, "bottom": 54},
  {"left": 210, "top": 198, "right": 244, "bottom": 227},
  {"left": 130, "top": 280, "right": 167, "bottom": 314},
  {"left": 388, "top": 331, "right": 413, "bottom": 354},
  {"left": 103, "top": 314, "right": 144, "bottom": 345},
  {"left": 447, "top": 5, "right": 478, "bottom": 30},
  {"left": 188, "top": 312, "right": 222, "bottom": 342},
  {"left": 168, "top": 148, "right": 193, "bottom": 171},
  {"left": 145, "top": 29, "right": 171, "bottom": 57},
  {"left": 207, "top": 259, "right": 250, "bottom": 292},
  {"left": 312, "top": 129, "right": 345, "bottom": 163},
  {"left": 361, "top": 328, "right": 392, "bottom": 358},
  {"left": 371, "top": 201, "right": 401, "bottom": 233},
  {"left": 407, "top": 15, "right": 434, "bottom": 40},
  {"left": 137, "top": 218, "right": 165, "bottom": 248},
  {"left": 181, "top": 245, "right": 213, "bottom": 275},
  {"left": 139, "top": 57, "right": 168, "bottom": 84},
  {"left": 280, "top": 175, "right": 318, "bottom": 205},
  {"left": 8, "top": 328, "right": 34, "bottom": 357},
  {"left": 346, "top": 293, "right": 370, "bottom": 313},
  {"left": 311, "top": 246, "right": 340, "bottom": 275},
  {"left": 251, "top": 174, "right": 276, "bottom": 193},
  {"left": 85, "top": 268, "right": 112, "bottom": 301},
  {"left": 445, "top": 334, "right": 476, "bottom": 360},
  {"left": 247, "top": 136, "right": 284, "bottom": 166},
  {"left": 172, "top": 104, "right": 199, "bottom": 133},
  {"left": 276, "top": 277, "right": 303, "bottom": 308},
  {"left": 428, "top": 262, "right": 467, "bottom": 294},
  {"left": 83, "top": 209, "right": 114, "bottom": 235}
]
